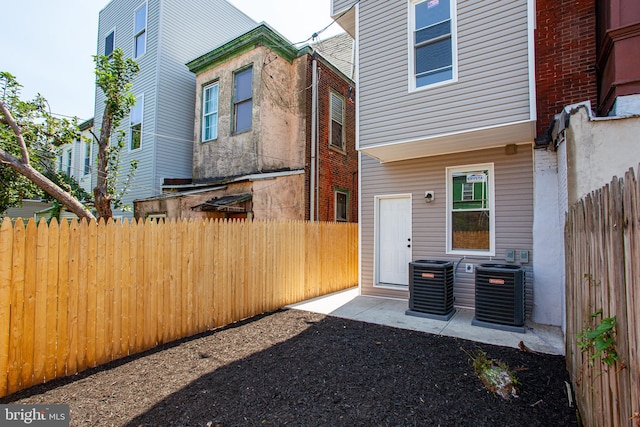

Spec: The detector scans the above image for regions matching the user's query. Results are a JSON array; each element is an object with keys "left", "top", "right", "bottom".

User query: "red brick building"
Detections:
[
  {"left": 304, "top": 51, "right": 358, "bottom": 222},
  {"left": 535, "top": 0, "right": 640, "bottom": 137}
]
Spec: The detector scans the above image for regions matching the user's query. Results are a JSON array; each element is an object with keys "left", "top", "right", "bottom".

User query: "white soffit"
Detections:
[{"left": 360, "top": 120, "right": 537, "bottom": 163}]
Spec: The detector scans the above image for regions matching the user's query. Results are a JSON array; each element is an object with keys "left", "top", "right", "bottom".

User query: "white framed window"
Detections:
[
  {"left": 334, "top": 189, "right": 349, "bottom": 222},
  {"left": 446, "top": 163, "right": 495, "bottom": 255},
  {"left": 329, "top": 90, "right": 345, "bottom": 151},
  {"left": 65, "top": 149, "right": 72, "bottom": 176},
  {"left": 105, "top": 29, "right": 115, "bottom": 57},
  {"left": 233, "top": 67, "right": 253, "bottom": 134},
  {"left": 409, "top": 0, "right": 457, "bottom": 90},
  {"left": 202, "top": 82, "right": 219, "bottom": 142},
  {"left": 134, "top": 2, "right": 147, "bottom": 58},
  {"left": 130, "top": 94, "right": 143, "bottom": 150},
  {"left": 83, "top": 140, "right": 92, "bottom": 176}
]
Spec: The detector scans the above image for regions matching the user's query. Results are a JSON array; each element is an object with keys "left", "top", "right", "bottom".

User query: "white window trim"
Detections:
[
  {"left": 130, "top": 94, "right": 144, "bottom": 152},
  {"left": 407, "top": 0, "right": 458, "bottom": 92},
  {"left": 202, "top": 82, "right": 219, "bottom": 142},
  {"left": 445, "top": 163, "right": 495, "bottom": 256},
  {"left": 133, "top": 2, "right": 147, "bottom": 59},
  {"left": 104, "top": 28, "right": 116, "bottom": 57},
  {"left": 329, "top": 89, "right": 346, "bottom": 151}
]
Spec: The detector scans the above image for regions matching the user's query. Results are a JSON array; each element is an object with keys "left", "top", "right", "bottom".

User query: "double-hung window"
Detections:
[
  {"left": 446, "top": 164, "right": 494, "bottom": 255},
  {"left": 411, "top": 0, "right": 456, "bottom": 89},
  {"left": 233, "top": 67, "right": 253, "bottom": 133},
  {"left": 105, "top": 30, "right": 115, "bottom": 57},
  {"left": 130, "top": 94, "right": 143, "bottom": 150},
  {"left": 134, "top": 3, "right": 147, "bottom": 58},
  {"left": 330, "top": 90, "right": 345, "bottom": 150},
  {"left": 202, "top": 82, "right": 219, "bottom": 141}
]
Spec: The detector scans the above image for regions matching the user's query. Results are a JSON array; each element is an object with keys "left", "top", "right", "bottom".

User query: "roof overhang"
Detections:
[
  {"left": 359, "top": 120, "right": 537, "bottom": 163},
  {"left": 332, "top": 6, "right": 356, "bottom": 38}
]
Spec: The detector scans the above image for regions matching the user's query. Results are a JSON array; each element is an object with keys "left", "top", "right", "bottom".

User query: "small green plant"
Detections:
[
  {"left": 462, "top": 348, "right": 518, "bottom": 399},
  {"left": 577, "top": 309, "right": 618, "bottom": 366}
]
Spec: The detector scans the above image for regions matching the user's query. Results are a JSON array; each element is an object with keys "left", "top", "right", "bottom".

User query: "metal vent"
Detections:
[
  {"left": 406, "top": 260, "right": 454, "bottom": 321},
  {"left": 472, "top": 264, "right": 525, "bottom": 333}
]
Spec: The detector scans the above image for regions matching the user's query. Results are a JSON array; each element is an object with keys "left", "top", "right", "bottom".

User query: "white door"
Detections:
[{"left": 376, "top": 195, "right": 412, "bottom": 286}]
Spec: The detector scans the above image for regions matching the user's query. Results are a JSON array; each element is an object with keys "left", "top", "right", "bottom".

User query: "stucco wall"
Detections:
[
  {"left": 565, "top": 107, "right": 640, "bottom": 205},
  {"left": 252, "top": 174, "right": 305, "bottom": 220},
  {"left": 192, "top": 47, "right": 307, "bottom": 181},
  {"left": 532, "top": 148, "right": 564, "bottom": 327}
]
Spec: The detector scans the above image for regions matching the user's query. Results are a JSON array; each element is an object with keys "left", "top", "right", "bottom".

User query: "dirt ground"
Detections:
[{"left": 2, "top": 309, "right": 578, "bottom": 426}]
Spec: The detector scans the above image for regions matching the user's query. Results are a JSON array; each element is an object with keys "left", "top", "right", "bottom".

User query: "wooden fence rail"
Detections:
[
  {"left": 565, "top": 166, "right": 639, "bottom": 427},
  {"left": 0, "top": 218, "right": 358, "bottom": 398}
]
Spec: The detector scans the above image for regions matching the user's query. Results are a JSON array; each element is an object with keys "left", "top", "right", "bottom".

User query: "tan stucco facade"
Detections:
[
  {"left": 134, "top": 173, "right": 304, "bottom": 221},
  {"left": 193, "top": 47, "right": 307, "bottom": 180}
]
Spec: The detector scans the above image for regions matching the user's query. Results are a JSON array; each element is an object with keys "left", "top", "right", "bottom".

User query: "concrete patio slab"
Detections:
[{"left": 288, "top": 288, "right": 566, "bottom": 355}]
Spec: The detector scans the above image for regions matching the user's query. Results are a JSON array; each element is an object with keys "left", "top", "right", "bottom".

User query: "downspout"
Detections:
[{"left": 310, "top": 58, "right": 318, "bottom": 221}]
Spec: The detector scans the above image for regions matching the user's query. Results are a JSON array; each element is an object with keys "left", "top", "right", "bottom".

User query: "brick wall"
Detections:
[
  {"left": 304, "top": 53, "right": 358, "bottom": 222},
  {"left": 535, "top": 0, "right": 598, "bottom": 136}
]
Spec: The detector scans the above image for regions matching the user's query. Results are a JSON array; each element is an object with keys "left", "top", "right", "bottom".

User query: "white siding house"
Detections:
[
  {"left": 331, "top": 0, "right": 560, "bottom": 326},
  {"left": 94, "top": 0, "right": 256, "bottom": 217}
]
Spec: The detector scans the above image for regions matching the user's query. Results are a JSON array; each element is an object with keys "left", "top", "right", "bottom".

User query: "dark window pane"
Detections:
[
  {"left": 416, "top": 37, "right": 452, "bottom": 74},
  {"left": 235, "top": 68, "right": 253, "bottom": 101},
  {"left": 131, "top": 123, "right": 142, "bottom": 150},
  {"left": 415, "top": 0, "right": 450, "bottom": 29},
  {"left": 336, "top": 192, "right": 348, "bottom": 221},
  {"left": 105, "top": 32, "right": 114, "bottom": 56},
  {"left": 331, "top": 121, "right": 343, "bottom": 148},
  {"left": 451, "top": 211, "right": 490, "bottom": 250},
  {"left": 235, "top": 100, "right": 252, "bottom": 133},
  {"left": 415, "top": 21, "right": 450, "bottom": 44},
  {"left": 135, "top": 32, "right": 146, "bottom": 58}
]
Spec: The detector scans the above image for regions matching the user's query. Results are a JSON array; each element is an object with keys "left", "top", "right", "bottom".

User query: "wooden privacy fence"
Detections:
[
  {"left": 0, "top": 218, "right": 358, "bottom": 398},
  {"left": 565, "top": 166, "right": 639, "bottom": 427}
]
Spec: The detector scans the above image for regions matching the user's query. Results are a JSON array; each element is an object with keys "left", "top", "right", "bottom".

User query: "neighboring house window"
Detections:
[
  {"left": 134, "top": 2, "right": 147, "bottom": 58},
  {"left": 84, "top": 140, "right": 92, "bottom": 175},
  {"left": 330, "top": 90, "right": 345, "bottom": 150},
  {"left": 130, "top": 94, "right": 143, "bottom": 150},
  {"left": 411, "top": 0, "right": 456, "bottom": 89},
  {"left": 147, "top": 213, "right": 166, "bottom": 223},
  {"left": 105, "top": 30, "right": 115, "bottom": 57},
  {"left": 233, "top": 67, "right": 253, "bottom": 133},
  {"left": 335, "top": 189, "right": 349, "bottom": 222},
  {"left": 446, "top": 164, "right": 494, "bottom": 255},
  {"left": 202, "top": 82, "right": 219, "bottom": 141},
  {"left": 65, "top": 149, "right": 72, "bottom": 176}
]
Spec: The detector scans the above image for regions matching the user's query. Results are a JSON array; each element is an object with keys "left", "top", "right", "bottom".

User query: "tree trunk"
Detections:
[
  {"left": 0, "top": 150, "right": 95, "bottom": 220},
  {"left": 93, "top": 108, "right": 113, "bottom": 219}
]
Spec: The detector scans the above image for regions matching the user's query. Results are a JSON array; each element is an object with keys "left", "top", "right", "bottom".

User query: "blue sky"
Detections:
[{"left": 3, "top": 0, "right": 343, "bottom": 121}]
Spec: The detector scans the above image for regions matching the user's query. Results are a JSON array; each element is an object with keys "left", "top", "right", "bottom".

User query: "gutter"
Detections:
[{"left": 310, "top": 58, "right": 318, "bottom": 221}]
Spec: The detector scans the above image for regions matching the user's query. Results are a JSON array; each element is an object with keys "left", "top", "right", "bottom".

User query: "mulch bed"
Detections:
[{"left": 2, "top": 309, "right": 578, "bottom": 426}]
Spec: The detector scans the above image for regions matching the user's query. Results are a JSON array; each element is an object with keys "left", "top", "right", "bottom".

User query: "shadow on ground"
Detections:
[{"left": 122, "top": 310, "right": 577, "bottom": 427}]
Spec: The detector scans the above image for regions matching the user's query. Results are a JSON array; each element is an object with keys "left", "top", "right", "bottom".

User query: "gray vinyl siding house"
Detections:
[
  {"left": 332, "top": 0, "right": 560, "bottom": 326},
  {"left": 94, "top": 0, "right": 256, "bottom": 217}
]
